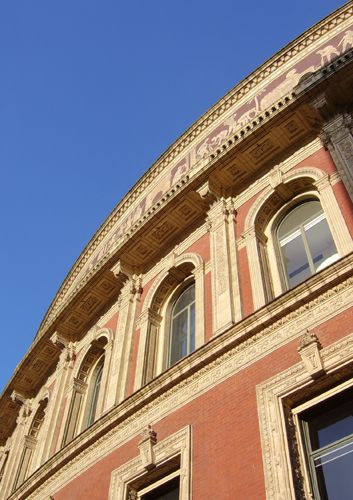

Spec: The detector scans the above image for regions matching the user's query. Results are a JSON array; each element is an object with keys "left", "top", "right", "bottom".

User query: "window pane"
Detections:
[
  {"left": 278, "top": 201, "right": 322, "bottom": 240},
  {"left": 302, "top": 389, "right": 353, "bottom": 500},
  {"left": 304, "top": 217, "right": 338, "bottom": 272},
  {"left": 142, "top": 477, "right": 179, "bottom": 500},
  {"left": 314, "top": 440, "right": 353, "bottom": 500},
  {"left": 170, "top": 309, "right": 188, "bottom": 366},
  {"left": 308, "top": 398, "right": 353, "bottom": 450},
  {"left": 87, "top": 358, "right": 104, "bottom": 427},
  {"left": 189, "top": 302, "right": 195, "bottom": 353},
  {"left": 278, "top": 200, "right": 337, "bottom": 289},
  {"left": 169, "top": 284, "right": 196, "bottom": 367},
  {"left": 172, "top": 285, "right": 195, "bottom": 315},
  {"left": 280, "top": 233, "right": 311, "bottom": 288}
]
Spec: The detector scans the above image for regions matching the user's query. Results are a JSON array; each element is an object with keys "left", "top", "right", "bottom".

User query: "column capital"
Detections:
[
  {"left": 313, "top": 174, "right": 331, "bottom": 193},
  {"left": 71, "top": 377, "right": 87, "bottom": 394},
  {"left": 24, "top": 434, "right": 37, "bottom": 450},
  {"left": 321, "top": 112, "right": 353, "bottom": 144},
  {"left": 192, "top": 263, "right": 205, "bottom": 277}
]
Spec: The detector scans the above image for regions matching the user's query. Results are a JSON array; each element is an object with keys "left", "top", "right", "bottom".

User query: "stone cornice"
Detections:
[
  {"left": 8, "top": 252, "right": 353, "bottom": 499},
  {"left": 2, "top": 0, "right": 353, "bottom": 449},
  {"left": 32, "top": 1, "right": 353, "bottom": 339}
]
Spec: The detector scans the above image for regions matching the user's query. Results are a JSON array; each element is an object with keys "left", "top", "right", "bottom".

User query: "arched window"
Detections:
[
  {"left": 277, "top": 200, "right": 339, "bottom": 289},
  {"left": 84, "top": 355, "right": 104, "bottom": 429},
  {"left": 13, "top": 398, "right": 48, "bottom": 491},
  {"left": 62, "top": 338, "right": 107, "bottom": 446},
  {"left": 169, "top": 284, "right": 195, "bottom": 367},
  {"left": 0, "top": 451, "right": 9, "bottom": 485},
  {"left": 139, "top": 258, "right": 205, "bottom": 387}
]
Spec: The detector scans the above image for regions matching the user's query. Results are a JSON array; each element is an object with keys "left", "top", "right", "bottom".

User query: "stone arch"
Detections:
[
  {"left": 135, "top": 252, "right": 205, "bottom": 390},
  {"left": 93, "top": 327, "right": 113, "bottom": 345},
  {"left": 36, "top": 386, "right": 51, "bottom": 405},
  {"left": 62, "top": 336, "right": 109, "bottom": 447},
  {"left": 142, "top": 252, "right": 203, "bottom": 315},
  {"left": 28, "top": 398, "right": 48, "bottom": 439},
  {"left": 241, "top": 167, "right": 338, "bottom": 310},
  {"left": 244, "top": 166, "right": 326, "bottom": 232},
  {"left": 76, "top": 337, "right": 107, "bottom": 384}
]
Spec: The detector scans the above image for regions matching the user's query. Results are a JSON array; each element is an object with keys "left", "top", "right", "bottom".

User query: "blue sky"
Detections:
[{"left": 0, "top": 0, "right": 346, "bottom": 393}]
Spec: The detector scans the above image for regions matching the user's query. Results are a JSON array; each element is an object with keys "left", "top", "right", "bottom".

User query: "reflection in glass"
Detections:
[
  {"left": 86, "top": 356, "right": 104, "bottom": 427},
  {"left": 302, "top": 389, "right": 353, "bottom": 499},
  {"left": 142, "top": 477, "right": 180, "bottom": 500},
  {"left": 169, "top": 284, "right": 195, "bottom": 367},
  {"left": 278, "top": 201, "right": 338, "bottom": 289}
]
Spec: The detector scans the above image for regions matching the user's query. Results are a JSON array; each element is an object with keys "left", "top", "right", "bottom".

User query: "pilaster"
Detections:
[
  {"left": 0, "top": 398, "right": 32, "bottom": 498},
  {"left": 192, "top": 263, "right": 205, "bottom": 348},
  {"left": 240, "top": 226, "right": 267, "bottom": 311},
  {"left": 105, "top": 273, "right": 142, "bottom": 408},
  {"left": 311, "top": 93, "right": 353, "bottom": 202},
  {"left": 206, "top": 195, "right": 241, "bottom": 334},
  {"left": 40, "top": 336, "right": 76, "bottom": 460},
  {"left": 134, "top": 308, "right": 161, "bottom": 390},
  {"left": 314, "top": 174, "right": 353, "bottom": 256}
]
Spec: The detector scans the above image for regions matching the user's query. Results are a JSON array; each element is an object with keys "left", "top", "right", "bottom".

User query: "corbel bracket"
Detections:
[
  {"left": 298, "top": 330, "right": 324, "bottom": 379},
  {"left": 138, "top": 425, "right": 157, "bottom": 471}
]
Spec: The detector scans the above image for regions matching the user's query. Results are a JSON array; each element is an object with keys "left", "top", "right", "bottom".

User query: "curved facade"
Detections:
[{"left": 1, "top": 3, "right": 353, "bottom": 499}]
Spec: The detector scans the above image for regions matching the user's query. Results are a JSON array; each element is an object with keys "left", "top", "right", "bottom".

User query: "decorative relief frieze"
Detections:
[{"left": 36, "top": 6, "right": 353, "bottom": 340}]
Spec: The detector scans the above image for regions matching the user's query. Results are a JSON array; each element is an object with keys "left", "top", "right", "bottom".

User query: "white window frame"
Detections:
[
  {"left": 276, "top": 199, "right": 339, "bottom": 290},
  {"left": 108, "top": 426, "right": 191, "bottom": 500},
  {"left": 256, "top": 332, "right": 353, "bottom": 500},
  {"left": 137, "top": 469, "right": 180, "bottom": 498},
  {"left": 292, "top": 379, "right": 353, "bottom": 500}
]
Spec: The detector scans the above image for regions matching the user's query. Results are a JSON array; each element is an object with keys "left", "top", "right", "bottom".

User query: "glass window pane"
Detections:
[
  {"left": 172, "top": 285, "right": 195, "bottom": 315},
  {"left": 169, "top": 284, "right": 196, "bottom": 366},
  {"left": 308, "top": 398, "right": 353, "bottom": 450},
  {"left": 170, "top": 309, "right": 188, "bottom": 365},
  {"left": 189, "top": 302, "right": 195, "bottom": 353},
  {"left": 316, "top": 415, "right": 353, "bottom": 449},
  {"left": 314, "top": 440, "right": 353, "bottom": 500},
  {"left": 87, "top": 358, "right": 104, "bottom": 427},
  {"left": 142, "top": 477, "right": 179, "bottom": 500},
  {"left": 278, "top": 201, "right": 322, "bottom": 240},
  {"left": 280, "top": 233, "right": 311, "bottom": 288},
  {"left": 304, "top": 217, "right": 338, "bottom": 272}
]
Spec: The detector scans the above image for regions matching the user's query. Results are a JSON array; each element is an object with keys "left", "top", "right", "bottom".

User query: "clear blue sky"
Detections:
[{"left": 0, "top": 0, "right": 346, "bottom": 393}]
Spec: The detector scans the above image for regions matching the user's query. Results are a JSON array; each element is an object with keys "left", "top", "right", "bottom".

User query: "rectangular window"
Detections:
[
  {"left": 138, "top": 472, "right": 180, "bottom": 500},
  {"left": 299, "top": 387, "right": 353, "bottom": 500}
]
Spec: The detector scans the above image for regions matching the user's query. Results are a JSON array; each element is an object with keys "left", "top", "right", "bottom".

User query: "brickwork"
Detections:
[{"left": 2, "top": 4, "right": 353, "bottom": 499}]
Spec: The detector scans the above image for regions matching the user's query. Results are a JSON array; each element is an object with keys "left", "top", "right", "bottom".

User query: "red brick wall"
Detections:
[{"left": 54, "top": 303, "right": 352, "bottom": 500}]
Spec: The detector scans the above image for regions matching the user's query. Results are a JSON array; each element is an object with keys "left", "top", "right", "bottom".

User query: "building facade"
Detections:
[{"left": 1, "top": 3, "right": 353, "bottom": 499}]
